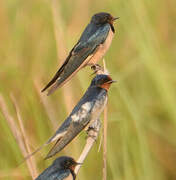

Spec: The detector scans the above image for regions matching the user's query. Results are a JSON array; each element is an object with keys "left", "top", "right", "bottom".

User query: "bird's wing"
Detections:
[
  {"left": 40, "top": 43, "right": 79, "bottom": 93},
  {"left": 35, "top": 168, "right": 70, "bottom": 180},
  {"left": 45, "top": 101, "right": 93, "bottom": 159},
  {"left": 50, "top": 169, "right": 70, "bottom": 180},
  {"left": 41, "top": 24, "right": 110, "bottom": 95},
  {"left": 54, "top": 170, "right": 71, "bottom": 180},
  {"left": 35, "top": 166, "right": 53, "bottom": 180}
]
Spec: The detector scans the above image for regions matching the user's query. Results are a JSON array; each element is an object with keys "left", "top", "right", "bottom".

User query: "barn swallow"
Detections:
[
  {"left": 23, "top": 74, "right": 115, "bottom": 161},
  {"left": 41, "top": 12, "right": 119, "bottom": 95},
  {"left": 35, "top": 156, "right": 80, "bottom": 180}
]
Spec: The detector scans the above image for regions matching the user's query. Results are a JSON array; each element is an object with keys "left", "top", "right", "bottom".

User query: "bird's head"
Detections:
[
  {"left": 53, "top": 156, "right": 81, "bottom": 180},
  {"left": 91, "top": 12, "right": 119, "bottom": 26},
  {"left": 91, "top": 74, "right": 116, "bottom": 91},
  {"left": 54, "top": 156, "right": 80, "bottom": 171}
]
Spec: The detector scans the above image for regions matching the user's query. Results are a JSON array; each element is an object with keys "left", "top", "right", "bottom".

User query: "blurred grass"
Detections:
[{"left": 0, "top": 0, "right": 176, "bottom": 179}]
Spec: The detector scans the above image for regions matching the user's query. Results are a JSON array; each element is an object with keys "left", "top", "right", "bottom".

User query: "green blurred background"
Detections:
[{"left": 0, "top": 0, "right": 176, "bottom": 179}]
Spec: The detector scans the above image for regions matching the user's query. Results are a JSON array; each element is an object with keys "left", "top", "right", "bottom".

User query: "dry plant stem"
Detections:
[
  {"left": 102, "top": 59, "right": 108, "bottom": 180},
  {"left": 91, "top": 61, "right": 109, "bottom": 180},
  {"left": 51, "top": 0, "right": 75, "bottom": 113},
  {"left": 10, "top": 94, "right": 38, "bottom": 178},
  {"left": 75, "top": 119, "right": 101, "bottom": 174},
  {"left": 51, "top": 0, "right": 67, "bottom": 61},
  {"left": 103, "top": 105, "right": 108, "bottom": 180},
  {"left": 0, "top": 95, "right": 36, "bottom": 179},
  {"left": 103, "top": 59, "right": 109, "bottom": 75},
  {"left": 34, "top": 80, "right": 58, "bottom": 129}
]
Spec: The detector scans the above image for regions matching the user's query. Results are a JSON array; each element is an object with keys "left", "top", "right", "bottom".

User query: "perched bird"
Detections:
[
  {"left": 35, "top": 156, "right": 80, "bottom": 180},
  {"left": 24, "top": 74, "right": 115, "bottom": 160},
  {"left": 41, "top": 12, "right": 118, "bottom": 95}
]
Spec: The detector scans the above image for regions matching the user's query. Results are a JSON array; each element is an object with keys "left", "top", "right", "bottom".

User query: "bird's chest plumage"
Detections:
[
  {"left": 88, "top": 28, "right": 114, "bottom": 65},
  {"left": 90, "top": 93, "right": 108, "bottom": 124}
]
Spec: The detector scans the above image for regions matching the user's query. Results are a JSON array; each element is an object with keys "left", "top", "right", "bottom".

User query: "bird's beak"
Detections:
[
  {"left": 108, "top": 80, "right": 117, "bottom": 84},
  {"left": 76, "top": 162, "right": 82, "bottom": 165},
  {"left": 113, "top": 17, "right": 120, "bottom": 21}
]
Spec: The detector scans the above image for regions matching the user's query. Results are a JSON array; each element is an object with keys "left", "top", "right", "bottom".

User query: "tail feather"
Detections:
[
  {"left": 18, "top": 142, "right": 48, "bottom": 166},
  {"left": 41, "top": 53, "right": 72, "bottom": 93},
  {"left": 47, "top": 81, "right": 61, "bottom": 96},
  {"left": 17, "top": 129, "right": 68, "bottom": 168},
  {"left": 44, "top": 139, "right": 61, "bottom": 160},
  {"left": 45, "top": 123, "right": 86, "bottom": 159},
  {"left": 41, "top": 72, "right": 61, "bottom": 92}
]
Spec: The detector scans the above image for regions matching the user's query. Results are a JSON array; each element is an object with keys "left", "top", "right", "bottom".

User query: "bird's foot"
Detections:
[
  {"left": 85, "top": 126, "right": 98, "bottom": 141},
  {"left": 86, "top": 132, "right": 97, "bottom": 140},
  {"left": 91, "top": 64, "right": 104, "bottom": 75}
]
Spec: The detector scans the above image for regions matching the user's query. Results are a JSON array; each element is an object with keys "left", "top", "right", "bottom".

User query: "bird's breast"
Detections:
[
  {"left": 88, "top": 28, "right": 114, "bottom": 65},
  {"left": 90, "top": 94, "right": 108, "bottom": 124}
]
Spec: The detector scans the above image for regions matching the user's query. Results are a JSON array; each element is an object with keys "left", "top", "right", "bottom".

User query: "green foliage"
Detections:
[{"left": 0, "top": 0, "right": 176, "bottom": 179}]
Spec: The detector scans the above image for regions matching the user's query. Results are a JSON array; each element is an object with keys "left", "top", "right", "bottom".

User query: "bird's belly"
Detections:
[
  {"left": 89, "top": 95, "right": 108, "bottom": 126},
  {"left": 88, "top": 29, "right": 114, "bottom": 65}
]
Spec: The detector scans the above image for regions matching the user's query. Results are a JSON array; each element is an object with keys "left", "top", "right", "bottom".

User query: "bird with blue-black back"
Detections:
[
  {"left": 23, "top": 74, "right": 115, "bottom": 161},
  {"left": 35, "top": 156, "right": 80, "bottom": 180},
  {"left": 41, "top": 12, "right": 119, "bottom": 95}
]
